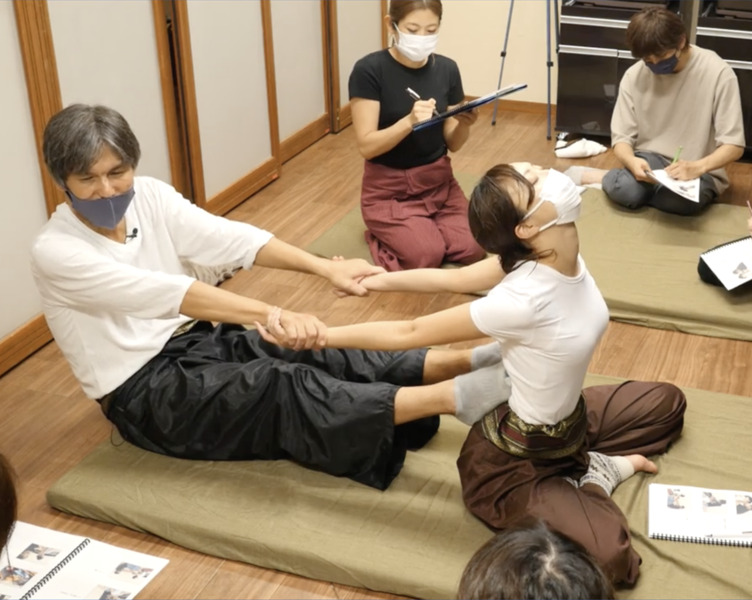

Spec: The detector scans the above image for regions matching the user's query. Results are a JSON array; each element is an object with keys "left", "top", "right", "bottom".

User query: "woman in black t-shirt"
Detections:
[{"left": 348, "top": 0, "right": 485, "bottom": 272}]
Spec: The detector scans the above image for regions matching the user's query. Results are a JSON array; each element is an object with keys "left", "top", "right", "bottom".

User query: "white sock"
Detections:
[
  {"left": 454, "top": 364, "right": 512, "bottom": 425},
  {"left": 579, "top": 452, "right": 635, "bottom": 496},
  {"left": 471, "top": 342, "right": 502, "bottom": 371},
  {"left": 564, "top": 166, "right": 605, "bottom": 186}
]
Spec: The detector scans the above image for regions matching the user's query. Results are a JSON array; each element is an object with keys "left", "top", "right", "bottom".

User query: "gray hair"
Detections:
[{"left": 42, "top": 104, "right": 141, "bottom": 187}]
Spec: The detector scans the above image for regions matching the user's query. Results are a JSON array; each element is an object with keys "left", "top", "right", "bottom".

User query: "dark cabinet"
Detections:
[
  {"left": 555, "top": 2, "right": 644, "bottom": 139},
  {"left": 696, "top": 6, "right": 752, "bottom": 151}
]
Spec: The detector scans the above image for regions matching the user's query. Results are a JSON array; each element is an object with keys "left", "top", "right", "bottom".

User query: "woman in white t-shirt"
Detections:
[{"left": 261, "top": 163, "right": 686, "bottom": 586}]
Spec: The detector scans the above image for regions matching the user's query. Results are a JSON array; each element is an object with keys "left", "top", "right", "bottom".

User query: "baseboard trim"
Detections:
[
  {"left": 280, "top": 115, "right": 330, "bottom": 164},
  {"left": 0, "top": 314, "right": 51, "bottom": 377},
  {"left": 477, "top": 99, "right": 557, "bottom": 117}
]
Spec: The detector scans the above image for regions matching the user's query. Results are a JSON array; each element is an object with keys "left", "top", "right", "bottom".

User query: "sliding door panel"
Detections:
[
  {"left": 47, "top": 0, "right": 172, "bottom": 184},
  {"left": 185, "top": 0, "right": 276, "bottom": 209},
  {"left": 271, "top": 0, "right": 329, "bottom": 161}
]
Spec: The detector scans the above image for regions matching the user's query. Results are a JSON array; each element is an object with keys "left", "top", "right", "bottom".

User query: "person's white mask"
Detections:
[
  {"left": 393, "top": 25, "right": 438, "bottom": 63},
  {"left": 522, "top": 168, "right": 582, "bottom": 232}
]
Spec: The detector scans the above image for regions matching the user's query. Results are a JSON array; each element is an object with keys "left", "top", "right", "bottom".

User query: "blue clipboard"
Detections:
[{"left": 412, "top": 83, "right": 527, "bottom": 132}]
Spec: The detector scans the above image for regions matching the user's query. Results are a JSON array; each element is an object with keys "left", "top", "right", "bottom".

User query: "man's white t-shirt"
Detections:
[
  {"left": 470, "top": 256, "right": 609, "bottom": 425},
  {"left": 30, "top": 176, "right": 273, "bottom": 399}
]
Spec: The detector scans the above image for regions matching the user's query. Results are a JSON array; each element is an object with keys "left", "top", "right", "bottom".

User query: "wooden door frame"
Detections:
[
  {"left": 7, "top": 1, "right": 60, "bottom": 375},
  {"left": 13, "top": 1, "right": 64, "bottom": 216},
  {"left": 163, "top": 0, "right": 281, "bottom": 215},
  {"left": 326, "top": 0, "right": 388, "bottom": 133},
  {"left": 158, "top": 0, "right": 207, "bottom": 207},
  {"left": 152, "top": 0, "right": 193, "bottom": 198}
]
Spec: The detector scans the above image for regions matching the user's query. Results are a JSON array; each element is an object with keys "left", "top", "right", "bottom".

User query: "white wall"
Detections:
[
  {"left": 187, "top": 0, "right": 272, "bottom": 200},
  {"left": 0, "top": 0, "right": 49, "bottom": 338},
  {"left": 337, "top": 0, "right": 384, "bottom": 107},
  {"left": 436, "top": 0, "right": 558, "bottom": 104},
  {"left": 272, "top": 0, "right": 327, "bottom": 139},
  {"left": 47, "top": 0, "right": 172, "bottom": 183}
]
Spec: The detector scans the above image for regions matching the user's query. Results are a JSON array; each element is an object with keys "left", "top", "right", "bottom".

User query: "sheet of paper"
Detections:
[{"left": 647, "top": 169, "right": 700, "bottom": 202}]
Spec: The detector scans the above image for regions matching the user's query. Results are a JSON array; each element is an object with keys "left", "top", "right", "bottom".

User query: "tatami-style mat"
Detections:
[{"left": 48, "top": 374, "right": 752, "bottom": 599}]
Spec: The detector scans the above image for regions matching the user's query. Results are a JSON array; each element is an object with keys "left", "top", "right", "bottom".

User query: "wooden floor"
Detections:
[{"left": 2, "top": 106, "right": 752, "bottom": 599}]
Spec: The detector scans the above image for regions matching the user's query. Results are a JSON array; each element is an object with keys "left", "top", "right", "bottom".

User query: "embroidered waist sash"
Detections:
[{"left": 481, "top": 396, "right": 587, "bottom": 460}]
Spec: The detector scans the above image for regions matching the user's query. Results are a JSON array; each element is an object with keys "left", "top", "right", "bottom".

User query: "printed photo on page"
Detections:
[
  {"left": 648, "top": 483, "right": 752, "bottom": 545},
  {"left": 647, "top": 170, "right": 700, "bottom": 202}
]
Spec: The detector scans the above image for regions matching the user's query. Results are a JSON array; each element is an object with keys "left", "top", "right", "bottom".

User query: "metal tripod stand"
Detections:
[{"left": 490, "top": 0, "right": 560, "bottom": 139}]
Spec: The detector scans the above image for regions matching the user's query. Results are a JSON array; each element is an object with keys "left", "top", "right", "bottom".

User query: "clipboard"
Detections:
[{"left": 412, "top": 83, "right": 527, "bottom": 131}]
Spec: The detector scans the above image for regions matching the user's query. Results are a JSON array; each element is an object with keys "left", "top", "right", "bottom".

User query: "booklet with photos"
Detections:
[
  {"left": 700, "top": 236, "right": 752, "bottom": 290},
  {"left": 0, "top": 521, "right": 168, "bottom": 599},
  {"left": 412, "top": 83, "right": 527, "bottom": 131},
  {"left": 648, "top": 483, "right": 752, "bottom": 546}
]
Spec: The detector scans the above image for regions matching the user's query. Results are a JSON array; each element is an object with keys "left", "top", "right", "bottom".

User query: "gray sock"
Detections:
[
  {"left": 579, "top": 452, "right": 635, "bottom": 496},
  {"left": 454, "top": 364, "right": 512, "bottom": 425},
  {"left": 564, "top": 166, "right": 604, "bottom": 186},
  {"left": 471, "top": 342, "right": 502, "bottom": 371}
]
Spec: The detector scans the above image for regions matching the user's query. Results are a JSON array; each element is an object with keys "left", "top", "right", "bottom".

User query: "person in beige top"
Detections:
[{"left": 568, "top": 6, "right": 745, "bottom": 216}]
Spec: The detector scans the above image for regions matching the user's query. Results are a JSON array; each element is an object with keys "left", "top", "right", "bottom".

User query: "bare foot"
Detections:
[{"left": 626, "top": 454, "right": 658, "bottom": 474}]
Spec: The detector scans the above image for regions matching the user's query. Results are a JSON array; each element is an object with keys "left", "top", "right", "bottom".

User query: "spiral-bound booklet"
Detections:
[
  {"left": 0, "top": 521, "right": 168, "bottom": 599},
  {"left": 700, "top": 236, "right": 752, "bottom": 290},
  {"left": 648, "top": 483, "right": 752, "bottom": 546}
]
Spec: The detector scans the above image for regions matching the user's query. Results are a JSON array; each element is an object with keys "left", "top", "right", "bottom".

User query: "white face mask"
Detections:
[
  {"left": 522, "top": 169, "right": 582, "bottom": 232},
  {"left": 393, "top": 25, "right": 438, "bottom": 63}
]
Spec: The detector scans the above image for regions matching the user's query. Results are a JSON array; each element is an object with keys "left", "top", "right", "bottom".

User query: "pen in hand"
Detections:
[
  {"left": 672, "top": 145, "right": 683, "bottom": 164},
  {"left": 406, "top": 87, "right": 440, "bottom": 117}
]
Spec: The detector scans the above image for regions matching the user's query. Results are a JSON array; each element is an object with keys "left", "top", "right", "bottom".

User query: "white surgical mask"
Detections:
[
  {"left": 393, "top": 25, "right": 438, "bottom": 63},
  {"left": 522, "top": 169, "right": 581, "bottom": 232}
]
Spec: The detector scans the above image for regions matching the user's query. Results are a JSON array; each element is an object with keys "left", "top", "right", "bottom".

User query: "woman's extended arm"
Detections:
[
  {"left": 328, "top": 303, "right": 481, "bottom": 350},
  {"left": 363, "top": 255, "right": 503, "bottom": 294},
  {"left": 260, "top": 301, "right": 483, "bottom": 351},
  {"left": 350, "top": 97, "right": 435, "bottom": 160}
]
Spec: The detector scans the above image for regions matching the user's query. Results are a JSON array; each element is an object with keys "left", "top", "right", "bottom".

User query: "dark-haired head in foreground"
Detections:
[
  {"left": 0, "top": 453, "right": 17, "bottom": 549},
  {"left": 458, "top": 520, "right": 614, "bottom": 600}
]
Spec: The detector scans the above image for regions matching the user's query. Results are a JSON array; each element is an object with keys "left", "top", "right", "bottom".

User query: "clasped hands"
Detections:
[
  {"left": 256, "top": 306, "right": 324, "bottom": 351},
  {"left": 256, "top": 257, "right": 383, "bottom": 350}
]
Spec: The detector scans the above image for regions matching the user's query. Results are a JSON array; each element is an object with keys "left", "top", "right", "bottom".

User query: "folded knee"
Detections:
[
  {"left": 400, "top": 245, "right": 446, "bottom": 270},
  {"left": 652, "top": 382, "right": 687, "bottom": 416},
  {"left": 602, "top": 172, "right": 649, "bottom": 210}
]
